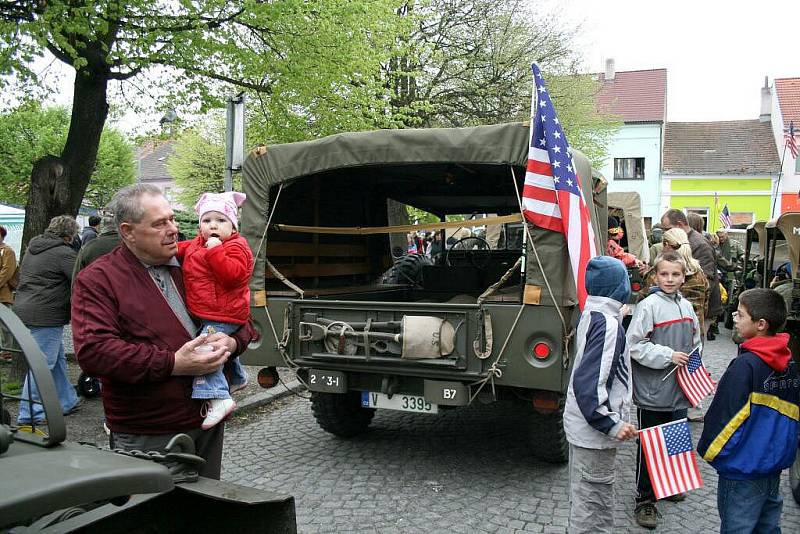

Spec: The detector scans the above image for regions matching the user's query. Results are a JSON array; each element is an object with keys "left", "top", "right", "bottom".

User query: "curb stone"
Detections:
[{"left": 236, "top": 379, "right": 306, "bottom": 411}]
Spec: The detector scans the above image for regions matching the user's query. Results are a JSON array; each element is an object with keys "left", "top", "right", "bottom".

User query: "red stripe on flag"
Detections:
[
  {"left": 522, "top": 184, "right": 558, "bottom": 204},
  {"left": 522, "top": 210, "right": 564, "bottom": 233},
  {"left": 527, "top": 159, "right": 553, "bottom": 176}
]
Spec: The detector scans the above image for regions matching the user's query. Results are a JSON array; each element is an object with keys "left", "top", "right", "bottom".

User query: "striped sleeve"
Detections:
[{"left": 573, "top": 312, "right": 623, "bottom": 436}]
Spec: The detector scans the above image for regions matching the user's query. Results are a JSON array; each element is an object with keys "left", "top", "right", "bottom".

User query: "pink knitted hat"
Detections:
[{"left": 194, "top": 191, "right": 246, "bottom": 229}]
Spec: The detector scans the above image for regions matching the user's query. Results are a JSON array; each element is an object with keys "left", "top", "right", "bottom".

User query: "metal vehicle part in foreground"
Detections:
[{"left": 0, "top": 305, "right": 296, "bottom": 532}]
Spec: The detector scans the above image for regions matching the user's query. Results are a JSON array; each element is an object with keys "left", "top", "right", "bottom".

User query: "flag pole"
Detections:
[{"left": 772, "top": 142, "right": 788, "bottom": 219}]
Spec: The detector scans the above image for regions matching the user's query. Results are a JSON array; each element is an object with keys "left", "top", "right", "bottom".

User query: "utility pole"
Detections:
[{"left": 225, "top": 94, "right": 246, "bottom": 192}]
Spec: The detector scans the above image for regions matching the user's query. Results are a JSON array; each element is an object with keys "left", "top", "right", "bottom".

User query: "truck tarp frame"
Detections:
[{"left": 241, "top": 123, "right": 604, "bottom": 295}]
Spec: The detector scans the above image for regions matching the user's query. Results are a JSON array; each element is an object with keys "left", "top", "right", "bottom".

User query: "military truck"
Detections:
[
  {"left": 0, "top": 306, "right": 296, "bottom": 532},
  {"left": 239, "top": 123, "right": 608, "bottom": 463},
  {"left": 740, "top": 213, "right": 800, "bottom": 503}
]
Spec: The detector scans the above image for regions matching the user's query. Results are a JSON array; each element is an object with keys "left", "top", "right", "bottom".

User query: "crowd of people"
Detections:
[
  {"left": 1, "top": 198, "right": 798, "bottom": 530},
  {"left": 570, "top": 208, "right": 800, "bottom": 532},
  {"left": 1, "top": 185, "right": 258, "bottom": 479}
]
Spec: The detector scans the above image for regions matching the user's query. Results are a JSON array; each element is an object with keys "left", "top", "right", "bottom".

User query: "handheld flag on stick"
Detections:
[
  {"left": 677, "top": 346, "right": 716, "bottom": 407},
  {"left": 719, "top": 204, "right": 732, "bottom": 229},
  {"left": 521, "top": 63, "right": 597, "bottom": 309},
  {"left": 640, "top": 419, "right": 704, "bottom": 500}
]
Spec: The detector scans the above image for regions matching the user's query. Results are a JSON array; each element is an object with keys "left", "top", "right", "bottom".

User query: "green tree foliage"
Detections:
[
  {"left": 386, "top": 0, "right": 619, "bottom": 166},
  {"left": 165, "top": 124, "right": 236, "bottom": 208},
  {"left": 0, "top": 102, "right": 135, "bottom": 208},
  {"left": 0, "top": 0, "right": 402, "bottom": 250}
]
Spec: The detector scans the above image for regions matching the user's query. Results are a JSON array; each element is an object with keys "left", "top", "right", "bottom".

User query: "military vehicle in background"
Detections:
[
  {"left": 239, "top": 123, "right": 610, "bottom": 463},
  {"left": 739, "top": 213, "right": 800, "bottom": 503},
  {"left": 0, "top": 306, "right": 296, "bottom": 532}
]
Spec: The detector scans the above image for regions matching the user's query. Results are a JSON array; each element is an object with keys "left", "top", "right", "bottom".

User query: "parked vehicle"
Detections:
[
  {"left": 0, "top": 305, "right": 296, "bottom": 532},
  {"left": 239, "top": 123, "right": 609, "bottom": 463}
]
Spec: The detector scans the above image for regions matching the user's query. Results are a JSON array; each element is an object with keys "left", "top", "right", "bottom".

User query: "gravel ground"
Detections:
[{"left": 2, "top": 324, "right": 297, "bottom": 445}]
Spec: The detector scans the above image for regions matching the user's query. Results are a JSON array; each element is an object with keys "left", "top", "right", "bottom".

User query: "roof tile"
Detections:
[
  {"left": 595, "top": 68, "right": 667, "bottom": 123},
  {"left": 775, "top": 77, "right": 800, "bottom": 130},
  {"left": 663, "top": 120, "right": 780, "bottom": 175}
]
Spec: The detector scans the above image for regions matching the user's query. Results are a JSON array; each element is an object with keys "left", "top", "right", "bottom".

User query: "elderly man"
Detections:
[{"left": 72, "top": 184, "right": 257, "bottom": 479}]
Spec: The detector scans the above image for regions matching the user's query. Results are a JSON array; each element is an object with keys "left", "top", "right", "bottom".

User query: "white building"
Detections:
[{"left": 595, "top": 61, "right": 667, "bottom": 226}]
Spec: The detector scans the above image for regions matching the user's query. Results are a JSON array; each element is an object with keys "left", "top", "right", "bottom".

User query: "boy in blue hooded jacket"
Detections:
[
  {"left": 697, "top": 288, "right": 800, "bottom": 533},
  {"left": 564, "top": 256, "right": 638, "bottom": 534}
]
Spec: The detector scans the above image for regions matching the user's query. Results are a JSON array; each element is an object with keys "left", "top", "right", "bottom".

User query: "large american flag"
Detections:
[
  {"left": 640, "top": 419, "right": 704, "bottom": 500},
  {"left": 677, "top": 346, "right": 716, "bottom": 407},
  {"left": 786, "top": 121, "right": 799, "bottom": 159},
  {"left": 521, "top": 63, "right": 597, "bottom": 308},
  {"left": 718, "top": 203, "right": 732, "bottom": 229}
]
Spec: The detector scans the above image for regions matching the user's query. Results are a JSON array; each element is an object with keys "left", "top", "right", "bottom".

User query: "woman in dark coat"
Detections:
[{"left": 15, "top": 215, "right": 81, "bottom": 425}]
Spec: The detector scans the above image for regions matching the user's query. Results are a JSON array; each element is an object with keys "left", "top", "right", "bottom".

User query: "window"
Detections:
[
  {"left": 614, "top": 158, "right": 645, "bottom": 180},
  {"left": 686, "top": 208, "right": 709, "bottom": 232},
  {"left": 795, "top": 156, "right": 800, "bottom": 174}
]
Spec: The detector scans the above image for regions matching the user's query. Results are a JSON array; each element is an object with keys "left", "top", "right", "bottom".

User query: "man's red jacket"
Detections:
[{"left": 71, "top": 244, "right": 257, "bottom": 434}]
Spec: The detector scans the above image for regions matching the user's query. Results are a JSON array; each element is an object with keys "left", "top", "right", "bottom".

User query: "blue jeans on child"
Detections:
[
  {"left": 717, "top": 474, "right": 782, "bottom": 534},
  {"left": 191, "top": 322, "right": 248, "bottom": 400},
  {"left": 17, "top": 325, "right": 80, "bottom": 424}
]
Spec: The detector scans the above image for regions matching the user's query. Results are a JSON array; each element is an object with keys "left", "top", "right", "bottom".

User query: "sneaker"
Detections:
[
  {"left": 103, "top": 420, "right": 111, "bottom": 435},
  {"left": 706, "top": 330, "right": 716, "bottom": 341},
  {"left": 664, "top": 492, "right": 686, "bottom": 502},
  {"left": 200, "top": 398, "right": 236, "bottom": 430},
  {"left": 634, "top": 502, "right": 660, "bottom": 529}
]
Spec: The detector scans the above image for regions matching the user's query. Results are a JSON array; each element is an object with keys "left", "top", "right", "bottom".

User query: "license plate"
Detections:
[
  {"left": 307, "top": 369, "right": 347, "bottom": 393},
  {"left": 361, "top": 391, "right": 438, "bottom": 414}
]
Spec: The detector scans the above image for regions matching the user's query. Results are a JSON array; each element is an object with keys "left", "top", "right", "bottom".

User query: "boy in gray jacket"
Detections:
[
  {"left": 564, "top": 256, "right": 638, "bottom": 534},
  {"left": 626, "top": 250, "right": 701, "bottom": 529}
]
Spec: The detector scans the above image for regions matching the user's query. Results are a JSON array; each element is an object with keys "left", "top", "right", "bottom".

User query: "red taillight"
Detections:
[
  {"left": 631, "top": 282, "right": 641, "bottom": 291},
  {"left": 257, "top": 367, "right": 279, "bottom": 389},
  {"left": 533, "top": 342, "right": 550, "bottom": 359}
]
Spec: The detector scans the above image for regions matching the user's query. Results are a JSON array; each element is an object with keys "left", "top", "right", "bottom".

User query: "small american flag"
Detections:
[
  {"left": 786, "top": 121, "right": 799, "bottom": 159},
  {"left": 521, "top": 63, "right": 597, "bottom": 309},
  {"left": 677, "top": 346, "right": 716, "bottom": 407},
  {"left": 640, "top": 419, "right": 704, "bottom": 500},
  {"left": 718, "top": 204, "right": 732, "bottom": 229}
]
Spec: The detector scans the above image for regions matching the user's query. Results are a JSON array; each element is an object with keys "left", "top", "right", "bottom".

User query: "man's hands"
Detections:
[
  {"left": 671, "top": 351, "right": 689, "bottom": 366},
  {"left": 615, "top": 422, "right": 638, "bottom": 441},
  {"left": 172, "top": 333, "right": 236, "bottom": 376}
]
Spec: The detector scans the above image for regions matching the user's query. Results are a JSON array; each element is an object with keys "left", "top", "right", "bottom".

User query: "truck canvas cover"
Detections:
[{"left": 240, "top": 122, "right": 605, "bottom": 301}]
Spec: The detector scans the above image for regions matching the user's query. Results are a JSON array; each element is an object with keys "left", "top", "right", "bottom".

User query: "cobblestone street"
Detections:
[{"left": 222, "top": 327, "right": 800, "bottom": 533}]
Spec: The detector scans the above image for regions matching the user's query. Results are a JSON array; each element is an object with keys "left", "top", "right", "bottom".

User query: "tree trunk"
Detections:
[{"left": 20, "top": 70, "right": 109, "bottom": 257}]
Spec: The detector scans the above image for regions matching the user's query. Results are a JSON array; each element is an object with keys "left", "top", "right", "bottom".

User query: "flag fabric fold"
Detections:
[
  {"left": 786, "top": 121, "right": 799, "bottom": 159},
  {"left": 677, "top": 346, "right": 716, "bottom": 407},
  {"left": 521, "top": 63, "right": 597, "bottom": 309},
  {"left": 640, "top": 419, "right": 704, "bottom": 500},
  {"left": 718, "top": 204, "right": 732, "bottom": 229}
]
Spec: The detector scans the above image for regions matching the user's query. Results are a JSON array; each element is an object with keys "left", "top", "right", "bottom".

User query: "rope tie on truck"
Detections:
[{"left": 509, "top": 166, "right": 573, "bottom": 369}]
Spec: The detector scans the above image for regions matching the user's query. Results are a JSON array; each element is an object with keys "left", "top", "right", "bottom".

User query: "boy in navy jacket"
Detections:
[{"left": 698, "top": 288, "right": 800, "bottom": 533}]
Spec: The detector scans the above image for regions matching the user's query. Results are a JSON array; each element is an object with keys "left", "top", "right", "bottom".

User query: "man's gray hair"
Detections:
[
  {"left": 109, "top": 184, "right": 164, "bottom": 230},
  {"left": 46, "top": 215, "right": 79, "bottom": 238}
]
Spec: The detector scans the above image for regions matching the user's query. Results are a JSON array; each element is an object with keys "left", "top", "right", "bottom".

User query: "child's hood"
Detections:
[
  {"left": 740, "top": 333, "right": 792, "bottom": 371},
  {"left": 584, "top": 256, "right": 630, "bottom": 304}
]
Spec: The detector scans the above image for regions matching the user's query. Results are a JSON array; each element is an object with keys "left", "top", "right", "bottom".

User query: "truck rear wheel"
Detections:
[
  {"left": 311, "top": 391, "right": 375, "bottom": 438},
  {"left": 529, "top": 405, "right": 569, "bottom": 464}
]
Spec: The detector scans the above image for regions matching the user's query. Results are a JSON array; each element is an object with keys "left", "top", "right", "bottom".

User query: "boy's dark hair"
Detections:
[
  {"left": 738, "top": 288, "right": 787, "bottom": 335},
  {"left": 654, "top": 250, "right": 686, "bottom": 273},
  {"left": 0, "top": 226, "right": 6, "bottom": 239},
  {"left": 88, "top": 215, "right": 102, "bottom": 227}
]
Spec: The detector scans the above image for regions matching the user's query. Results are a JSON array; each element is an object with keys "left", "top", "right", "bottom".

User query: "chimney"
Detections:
[
  {"left": 759, "top": 75, "right": 771, "bottom": 123},
  {"left": 605, "top": 58, "right": 615, "bottom": 81}
]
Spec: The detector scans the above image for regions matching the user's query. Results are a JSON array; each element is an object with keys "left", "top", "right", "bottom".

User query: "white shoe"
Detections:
[{"left": 201, "top": 398, "right": 236, "bottom": 430}]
